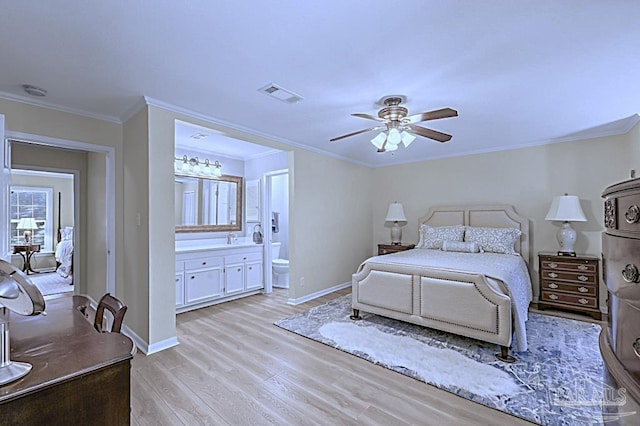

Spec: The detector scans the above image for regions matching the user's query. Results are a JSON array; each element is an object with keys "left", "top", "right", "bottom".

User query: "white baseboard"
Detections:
[
  {"left": 122, "top": 325, "right": 179, "bottom": 355},
  {"left": 287, "top": 281, "right": 350, "bottom": 305}
]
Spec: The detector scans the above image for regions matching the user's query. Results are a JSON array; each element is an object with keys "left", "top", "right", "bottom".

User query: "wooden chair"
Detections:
[{"left": 94, "top": 293, "right": 127, "bottom": 333}]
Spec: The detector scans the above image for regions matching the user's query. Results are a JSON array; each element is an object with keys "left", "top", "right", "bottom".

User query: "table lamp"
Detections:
[
  {"left": 385, "top": 202, "right": 407, "bottom": 245},
  {"left": 0, "top": 259, "right": 45, "bottom": 385},
  {"left": 17, "top": 218, "right": 38, "bottom": 244},
  {"left": 544, "top": 194, "right": 587, "bottom": 256}
]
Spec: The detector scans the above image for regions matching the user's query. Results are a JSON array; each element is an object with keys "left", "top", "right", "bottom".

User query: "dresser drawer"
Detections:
[
  {"left": 540, "top": 280, "right": 596, "bottom": 296},
  {"left": 616, "top": 193, "right": 640, "bottom": 233},
  {"left": 540, "top": 269, "right": 596, "bottom": 284},
  {"left": 602, "top": 232, "right": 640, "bottom": 304},
  {"left": 225, "top": 252, "right": 262, "bottom": 265},
  {"left": 540, "top": 259, "right": 596, "bottom": 273},
  {"left": 184, "top": 256, "right": 223, "bottom": 271},
  {"left": 541, "top": 291, "right": 598, "bottom": 308}
]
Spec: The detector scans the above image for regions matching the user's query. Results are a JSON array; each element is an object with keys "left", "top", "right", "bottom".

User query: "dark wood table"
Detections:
[
  {"left": 0, "top": 295, "right": 133, "bottom": 424},
  {"left": 12, "top": 244, "right": 41, "bottom": 275}
]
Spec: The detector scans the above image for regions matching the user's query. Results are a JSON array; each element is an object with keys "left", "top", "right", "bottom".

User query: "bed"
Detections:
[
  {"left": 55, "top": 226, "right": 73, "bottom": 280},
  {"left": 351, "top": 204, "right": 532, "bottom": 362}
]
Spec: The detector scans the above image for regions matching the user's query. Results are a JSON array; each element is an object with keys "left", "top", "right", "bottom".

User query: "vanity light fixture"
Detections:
[{"left": 175, "top": 155, "right": 222, "bottom": 178}]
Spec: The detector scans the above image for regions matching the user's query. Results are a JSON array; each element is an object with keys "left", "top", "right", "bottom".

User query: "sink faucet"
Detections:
[{"left": 227, "top": 232, "right": 233, "bottom": 244}]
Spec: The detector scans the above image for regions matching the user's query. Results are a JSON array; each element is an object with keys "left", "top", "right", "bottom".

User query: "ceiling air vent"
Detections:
[{"left": 258, "top": 83, "right": 303, "bottom": 104}]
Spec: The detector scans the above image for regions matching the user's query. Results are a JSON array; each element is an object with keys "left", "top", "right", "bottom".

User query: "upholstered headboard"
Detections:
[{"left": 419, "top": 204, "right": 530, "bottom": 268}]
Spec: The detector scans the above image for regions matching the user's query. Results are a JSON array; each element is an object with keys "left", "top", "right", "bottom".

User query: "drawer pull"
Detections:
[
  {"left": 578, "top": 286, "right": 589, "bottom": 293},
  {"left": 625, "top": 205, "right": 640, "bottom": 224},
  {"left": 633, "top": 339, "right": 640, "bottom": 359},
  {"left": 622, "top": 264, "right": 640, "bottom": 283},
  {"left": 549, "top": 262, "right": 558, "bottom": 268},
  {"left": 578, "top": 298, "right": 589, "bottom": 305},
  {"left": 578, "top": 264, "right": 589, "bottom": 271},
  {"left": 202, "top": 261, "right": 207, "bottom": 265},
  {"left": 548, "top": 294, "right": 558, "bottom": 300},
  {"left": 190, "top": 275, "right": 195, "bottom": 280},
  {"left": 548, "top": 282, "right": 558, "bottom": 289},
  {"left": 548, "top": 272, "right": 558, "bottom": 278},
  {"left": 578, "top": 275, "right": 588, "bottom": 282},
  {"left": 237, "top": 268, "right": 242, "bottom": 272}
]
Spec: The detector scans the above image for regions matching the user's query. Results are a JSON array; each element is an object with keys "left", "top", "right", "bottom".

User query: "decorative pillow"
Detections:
[
  {"left": 416, "top": 225, "right": 465, "bottom": 249},
  {"left": 464, "top": 226, "right": 522, "bottom": 255},
  {"left": 442, "top": 240, "right": 481, "bottom": 253}
]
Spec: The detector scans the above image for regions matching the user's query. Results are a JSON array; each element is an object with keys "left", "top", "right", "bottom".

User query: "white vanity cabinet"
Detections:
[
  {"left": 176, "top": 243, "right": 264, "bottom": 313},
  {"left": 175, "top": 261, "right": 185, "bottom": 307}
]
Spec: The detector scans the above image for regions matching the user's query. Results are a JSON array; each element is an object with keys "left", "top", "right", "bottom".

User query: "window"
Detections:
[{"left": 10, "top": 186, "right": 54, "bottom": 251}]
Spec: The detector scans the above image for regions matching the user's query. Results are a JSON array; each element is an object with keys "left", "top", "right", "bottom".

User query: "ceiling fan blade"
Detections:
[
  {"left": 407, "top": 124, "right": 452, "bottom": 143},
  {"left": 330, "top": 126, "right": 383, "bottom": 142},
  {"left": 406, "top": 107, "right": 458, "bottom": 124},
  {"left": 351, "top": 113, "right": 384, "bottom": 122}
]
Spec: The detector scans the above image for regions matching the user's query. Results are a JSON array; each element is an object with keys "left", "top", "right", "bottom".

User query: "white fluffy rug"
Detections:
[{"left": 319, "top": 322, "right": 521, "bottom": 397}]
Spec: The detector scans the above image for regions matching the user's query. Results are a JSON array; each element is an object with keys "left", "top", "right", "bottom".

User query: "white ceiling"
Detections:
[{"left": 1, "top": 1, "right": 639, "bottom": 167}]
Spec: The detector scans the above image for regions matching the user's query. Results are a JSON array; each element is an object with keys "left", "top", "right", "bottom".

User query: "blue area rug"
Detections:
[{"left": 275, "top": 295, "right": 638, "bottom": 425}]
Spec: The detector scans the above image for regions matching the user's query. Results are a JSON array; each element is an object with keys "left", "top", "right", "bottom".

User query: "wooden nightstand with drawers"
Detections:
[
  {"left": 538, "top": 252, "right": 601, "bottom": 320},
  {"left": 378, "top": 243, "right": 415, "bottom": 256}
]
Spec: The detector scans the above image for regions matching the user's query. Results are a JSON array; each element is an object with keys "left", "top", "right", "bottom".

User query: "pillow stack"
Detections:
[{"left": 416, "top": 224, "right": 522, "bottom": 255}]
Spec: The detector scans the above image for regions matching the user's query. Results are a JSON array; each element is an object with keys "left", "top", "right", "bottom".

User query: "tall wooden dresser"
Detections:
[{"left": 601, "top": 177, "right": 640, "bottom": 404}]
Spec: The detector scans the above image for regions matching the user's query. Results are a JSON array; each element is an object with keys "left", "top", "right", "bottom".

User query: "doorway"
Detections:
[
  {"left": 5, "top": 133, "right": 116, "bottom": 297},
  {"left": 9, "top": 169, "right": 75, "bottom": 296},
  {"left": 264, "top": 169, "right": 289, "bottom": 295}
]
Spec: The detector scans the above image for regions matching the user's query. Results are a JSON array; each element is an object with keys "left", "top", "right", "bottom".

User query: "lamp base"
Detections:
[
  {"left": 556, "top": 221, "right": 577, "bottom": 254},
  {"left": 390, "top": 222, "right": 402, "bottom": 245}
]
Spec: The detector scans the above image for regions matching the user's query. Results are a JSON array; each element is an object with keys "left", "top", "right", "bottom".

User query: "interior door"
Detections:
[{"left": 0, "top": 115, "right": 9, "bottom": 261}]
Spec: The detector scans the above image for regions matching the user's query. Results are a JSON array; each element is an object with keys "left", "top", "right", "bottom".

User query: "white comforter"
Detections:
[{"left": 359, "top": 249, "right": 533, "bottom": 352}]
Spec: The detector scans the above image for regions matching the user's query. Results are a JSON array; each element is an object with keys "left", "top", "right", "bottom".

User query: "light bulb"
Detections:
[
  {"left": 385, "top": 142, "right": 398, "bottom": 152},
  {"left": 212, "top": 161, "right": 222, "bottom": 177},
  {"left": 387, "top": 128, "right": 401, "bottom": 145},
  {"left": 400, "top": 131, "right": 416, "bottom": 147},
  {"left": 181, "top": 155, "right": 190, "bottom": 172},
  {"left": 370, "top": 132, "right": 387, "bottom": 150}
]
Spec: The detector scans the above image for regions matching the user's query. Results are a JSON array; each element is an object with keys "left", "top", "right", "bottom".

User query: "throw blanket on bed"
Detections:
[{"left": 359, "top": 249, "right": 533, "bottom": 352}]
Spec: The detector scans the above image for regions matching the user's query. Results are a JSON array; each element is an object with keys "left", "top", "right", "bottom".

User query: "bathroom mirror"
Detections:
[{"left": 175, "top": 174, "right": 243, "bottom": 233}]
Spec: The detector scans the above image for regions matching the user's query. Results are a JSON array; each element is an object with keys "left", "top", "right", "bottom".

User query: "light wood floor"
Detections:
[{"left": 131, "top": 288, "right": 535, "bottom": 425}]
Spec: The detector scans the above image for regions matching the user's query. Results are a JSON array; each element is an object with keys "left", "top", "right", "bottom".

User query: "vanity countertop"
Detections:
[{"left": 175, "top": 240, "right": 263, "bottom": 254}]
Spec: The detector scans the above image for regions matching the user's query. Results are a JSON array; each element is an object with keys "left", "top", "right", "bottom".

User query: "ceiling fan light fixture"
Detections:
[
  {"left": 385, "top": 142, "right": 398, "bottom": 152},
  {"left": 371, "top": 131, "right": 387, "bottom": 150},
  {"left": 400, "top": 130, "right": 416, "bottom": 147},
  {"left": 387, "top": 128, "right": 401, "bottom": 146}
]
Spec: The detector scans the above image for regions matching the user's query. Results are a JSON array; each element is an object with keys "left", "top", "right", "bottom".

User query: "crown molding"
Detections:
[
  {"left": 0, "top": 91, "right": 121, "bottom": 123},
  {"left": 372, "top": 114, "right": 640, "bottom": 169},
  {"left": 142, "top": 96, "right": 372, "bottom": 168}
]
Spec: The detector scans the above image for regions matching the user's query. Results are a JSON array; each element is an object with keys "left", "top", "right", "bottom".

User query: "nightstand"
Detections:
[
  {"left": 378, "top": 243, "right": 415, "bottom": 256},
  {"left": 538, "top": 252, "right": 601, "bottom": 320}
]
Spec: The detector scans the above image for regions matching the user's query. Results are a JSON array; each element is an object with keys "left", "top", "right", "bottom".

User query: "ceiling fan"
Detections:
[{"left": 330, "top": 96, "right": 458, "bottom": 152}]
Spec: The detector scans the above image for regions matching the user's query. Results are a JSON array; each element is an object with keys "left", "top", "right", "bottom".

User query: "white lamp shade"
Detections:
[
  {"left": 545, "top": 195, "right": 587, "bottom": 222},
  {"left": 386, "top": 128, "right": 401, "bottom": 146},
  {"left": 385, "top": 202, "right": 407, "bottom": 222},
  {"left": 17, "top": 218, "right": 38, "bottom": 230},
  {"left": 400, "top": 131, "right": 416, "bottom": 147},
  {"left": 371, "top": 132, "right": 386, "bottom": 150}
]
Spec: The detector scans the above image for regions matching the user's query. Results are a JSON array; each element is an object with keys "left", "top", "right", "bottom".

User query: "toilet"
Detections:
[{"left": 271, "top": 242, "right": 289, "bottom": 288}]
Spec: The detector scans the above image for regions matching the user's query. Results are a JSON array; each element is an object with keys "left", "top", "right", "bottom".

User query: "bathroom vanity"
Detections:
[{"left": 175, "top": 242, "right": 264, "bottom": 313}]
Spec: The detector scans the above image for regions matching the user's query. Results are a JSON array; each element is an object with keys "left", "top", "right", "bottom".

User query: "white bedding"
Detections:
[
  {"left": 55, "top": 239, "right": 73, "bottom": 278},
  {"left": 359, "top": 249, "right": 533, "bottom": 351}
]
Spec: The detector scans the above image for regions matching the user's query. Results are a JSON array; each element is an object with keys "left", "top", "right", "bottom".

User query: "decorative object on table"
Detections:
[
  {"left": 252, "top": 223, "right": 264, "bottom": 244},
  {"left": 385, "top": 202, "right": 407, "bottom": 244},
  {"left": 0, "top": 259, "right": 45, "bottom": 385},
  {"left": 16, "top": 217, "right": 38, "bottom": 244},
  {"left": 274, "top": 294, "right": 614, "bottom": 426},
  {"left": 544, "top": 193, "right": 587, "bottom": 256}
]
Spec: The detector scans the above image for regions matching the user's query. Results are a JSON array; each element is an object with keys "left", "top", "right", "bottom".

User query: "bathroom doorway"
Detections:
[{"left": 264, "top": 169, "right": 289, "bottom": 294}]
